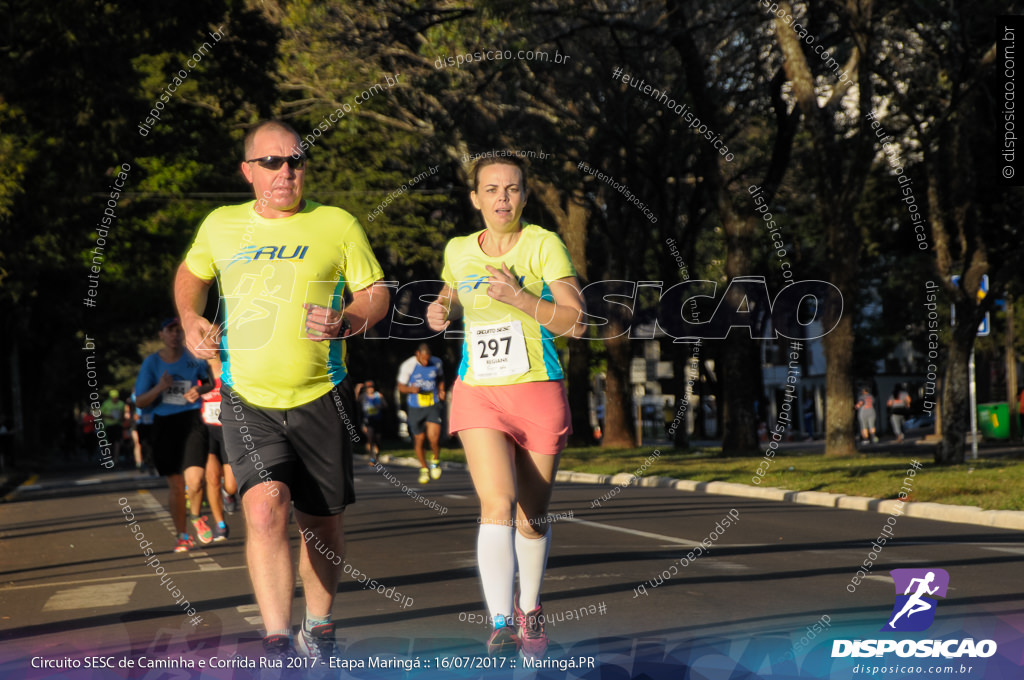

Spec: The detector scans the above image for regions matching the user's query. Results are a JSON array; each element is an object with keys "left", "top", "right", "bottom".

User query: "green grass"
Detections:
[{"left": 379, "top": 443, "right": 1024, "bottom": 511}]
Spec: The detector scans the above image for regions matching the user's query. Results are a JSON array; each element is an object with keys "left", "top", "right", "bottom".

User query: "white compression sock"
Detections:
[
  {"left": 516, "top": 527, "right": 551, "bottom": 612},
  {"left": 477, "top": 523, "right": 516, "bottom": 624}
]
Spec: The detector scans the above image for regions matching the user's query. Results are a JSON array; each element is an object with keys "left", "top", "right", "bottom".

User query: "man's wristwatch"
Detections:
[{"left": 338, "top": 316, "right": 352, "bottom": 338}]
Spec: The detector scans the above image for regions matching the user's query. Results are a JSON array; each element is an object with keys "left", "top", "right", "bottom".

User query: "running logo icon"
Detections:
[{"left": 882, "top": 568, "right": 949, "bottom": 632}]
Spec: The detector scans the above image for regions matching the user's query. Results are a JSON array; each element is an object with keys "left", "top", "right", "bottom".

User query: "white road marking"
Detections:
[
  {"left": 445, "top": 494, "right": 469, "bottom": 499},
  {"left": 1, "top": 566, "right": 248, "bottom": 592},
  {"left": 42, "top": 582, "right": 136, "bottom": 611},
  {"left": 562, "top": 517, "right": 708, "bottom": 548},
  {"left": 245, "top": 616, "right": 264, "bottom": 626},
  {"left": 981, "top": 546, "right": 1024, "bottom": 555}
]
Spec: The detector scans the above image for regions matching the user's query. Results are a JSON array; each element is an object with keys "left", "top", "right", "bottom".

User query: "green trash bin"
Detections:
[{"left": 977, "top": 402, "right": 1010, "bottom": 440}]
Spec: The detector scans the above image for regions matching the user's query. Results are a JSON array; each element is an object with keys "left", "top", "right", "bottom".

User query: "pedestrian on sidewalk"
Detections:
[
  {"left": 887, "top": 385, "right": 912, "bottom": 443},
  {"left": 856, "top": 386, "right": 878, "bottom": 444}
]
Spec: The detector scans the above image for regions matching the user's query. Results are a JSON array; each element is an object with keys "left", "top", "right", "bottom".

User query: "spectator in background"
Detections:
[
  {"left": 855, "top": 386, "right": 878, "bottom": 445},
  {"left": 887, "top": 385, "right": 912, "bottom": 443},
  {"left": 802, "top": 400, "right": 815, "bottom": 439}
]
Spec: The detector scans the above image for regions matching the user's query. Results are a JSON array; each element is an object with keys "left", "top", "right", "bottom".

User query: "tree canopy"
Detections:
[{"left": 2, "top": 0, "right": 1021, "bottom": 464}]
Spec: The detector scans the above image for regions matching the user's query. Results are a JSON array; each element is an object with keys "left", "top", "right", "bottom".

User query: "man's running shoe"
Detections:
[
  {"left": 295, "top": 622, "right": 339, "bottom": 662},
  {"left": 222, "top": 490, "right": 238, "bottom": 514},
  {"left": 174, "top": 536, "right": 194, "bottom": 553},
  {"left": 486, "top": 614, "right": 520, "bottom": 657},
  {"left": 515, "top": 601, "right": 548, "bottom": 660},
  {"left": 418, "top": 467, "right": 430, "bottom": 484},
  {"left": 212, "top": 522, "right": 230, "bottom": 542},
  {"left": 260, "top": 634, "right": 296, "bottom": 679},
  {"left": 191, "top": 515, "right": 213, "bottom": 544},
  {"left": 429, "top": 459, "right": 442, "bottom": 480}
]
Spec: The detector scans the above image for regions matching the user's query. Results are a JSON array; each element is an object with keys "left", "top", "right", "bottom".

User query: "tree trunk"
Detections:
[
  {"left": 771, "top": 1, "right": 872, "bottom": 456},
  {"left": 720, "top": 335, "right": 762, "bottom": 454},
  {"left": 670, "top": 342, "right": 694, "bottom": 449},
  {"left": 532, "top": 183, "right": 592, "bottom": 446},
  {"left": 823, "top": 300, "right": 857, "bottom": 456},
  {"left": 566, "top": 343, "right": 593, "bottom": 446},
  {"left": 602, "top": 322, "right": 636, "bottom": 448},
  {"left": 937, "top": 325, "right": 974, "bottom": 464},
  {"left": 719, "top": 210, "right": 761, "bottom": 454}
]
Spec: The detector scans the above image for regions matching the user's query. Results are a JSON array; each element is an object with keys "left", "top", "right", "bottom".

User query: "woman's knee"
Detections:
[
  {"left": 479, "top": 497, "right": 516, "bottom": 523},
  {"left": 516, "top": 521, "right": 549, "bottom": 540}
]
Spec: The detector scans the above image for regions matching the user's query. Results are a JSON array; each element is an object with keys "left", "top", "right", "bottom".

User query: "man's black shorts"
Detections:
[
  {"left": 208, "top": 426, "right": 228, "bottom": 464},
  {"left": 408, "top": 404, "right": 443, "bottom": 436},
  {"left": 219, "top": 381, "right": 357, "bottom": 516},
  {"left": 152, "top": 410, "right": 209, "bottom": 476}
]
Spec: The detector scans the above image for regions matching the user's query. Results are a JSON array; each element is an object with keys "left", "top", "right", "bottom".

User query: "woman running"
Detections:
[{"left": 426, "top": 155, "right": 585, "bottom": 659}]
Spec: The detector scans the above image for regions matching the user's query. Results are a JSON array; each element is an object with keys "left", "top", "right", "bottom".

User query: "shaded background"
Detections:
[{"left": 1, "top": 0, "right": 1022, "bottom": 466}]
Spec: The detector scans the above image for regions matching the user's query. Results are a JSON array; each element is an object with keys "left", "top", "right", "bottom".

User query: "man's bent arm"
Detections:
[
  {"left": 175, "top": 262, "right": 219, "bottom": 358},
  {"left": 343, "top": 280, "right": 391, "bottom": 337}
]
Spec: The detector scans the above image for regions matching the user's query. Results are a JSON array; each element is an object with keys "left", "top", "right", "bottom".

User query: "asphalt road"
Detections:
[{"left": 1, "top": 459, "right": 1023, "bottom": 679}]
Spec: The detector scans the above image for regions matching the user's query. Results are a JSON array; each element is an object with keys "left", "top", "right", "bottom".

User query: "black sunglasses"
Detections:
[{"left": 245, "top": 155, "right": 307, "bottom": 171}]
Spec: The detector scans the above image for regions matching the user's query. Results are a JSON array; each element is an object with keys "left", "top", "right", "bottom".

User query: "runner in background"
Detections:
[
  {"left": 199, "top": 354, "right": 233, "bottom": 538},
  {"left": 100, "top": 390, "right": 125, "bottom": 467},
  {"left": 356, "top": 380, "right": 386, "bottom": 464},
  {"left": 133, "top": 317, "right": 211, "bottom": 552},
  {"left": 397, "top": 344, "right": 445, "bottom": 484}
]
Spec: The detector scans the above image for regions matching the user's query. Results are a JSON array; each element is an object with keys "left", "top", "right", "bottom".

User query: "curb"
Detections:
[
  {"left": 369, "top": 454, "right": 1024, "bottom": 532},
  {"left": 555, "top": 471, "right": 1024, "bottom": 532},
  {"left": 0, "top": 472, "right": 31, "bottom": 502}
]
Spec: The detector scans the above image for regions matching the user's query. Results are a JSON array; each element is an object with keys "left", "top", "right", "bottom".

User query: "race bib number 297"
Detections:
[{"left": 470, "top": 321, "right": 530, "bottom": 379}]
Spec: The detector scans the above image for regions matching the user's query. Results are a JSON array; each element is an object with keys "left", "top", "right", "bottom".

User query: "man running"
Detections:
[
  {"left": 356, "top": 380, "right": 386, "bottom": 463},
  {"left": 175, "top": 120, "right": 389, "bottom": 663},
  {"left": 397, "top": 344, "right": 445, "bottom": 484}
]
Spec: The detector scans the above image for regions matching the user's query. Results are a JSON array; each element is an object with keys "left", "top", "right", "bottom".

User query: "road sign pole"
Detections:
[{"left": 969, "top": 347, "right": 978, "bottom": 460}]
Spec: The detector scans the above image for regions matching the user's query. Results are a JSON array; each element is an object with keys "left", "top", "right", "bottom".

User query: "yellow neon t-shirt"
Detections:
[
  {"left": 441, "top": 223, "right": 576, "bottom": 386},
  {"left": 185, "top": 200, "right": 383, "bottom": 409}
]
